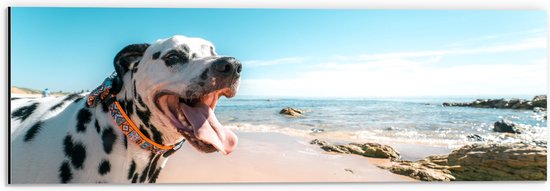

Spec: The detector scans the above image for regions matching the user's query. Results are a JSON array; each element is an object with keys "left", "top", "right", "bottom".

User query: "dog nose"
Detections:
[{"left": 212, "top": 57, "right": 242, "bottom": 76}]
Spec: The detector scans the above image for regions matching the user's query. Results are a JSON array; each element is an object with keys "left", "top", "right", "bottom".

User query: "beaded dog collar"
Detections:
[{"left": 87, "top": 72, "right": 183, "bottom": 155}]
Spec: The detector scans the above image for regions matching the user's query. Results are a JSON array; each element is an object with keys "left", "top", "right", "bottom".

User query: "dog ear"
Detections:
[{"left": 111, "top": 43, "right": 150, "bottom": 94}]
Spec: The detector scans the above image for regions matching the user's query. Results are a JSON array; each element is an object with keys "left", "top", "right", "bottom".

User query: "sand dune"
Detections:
[{"left": 11, "top": 86, "right": 41, "bottom": 95}]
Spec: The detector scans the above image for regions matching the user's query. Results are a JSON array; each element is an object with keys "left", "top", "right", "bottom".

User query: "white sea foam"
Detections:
[{"left": 227, "top": 121, "right": 547, "bottom": 148}]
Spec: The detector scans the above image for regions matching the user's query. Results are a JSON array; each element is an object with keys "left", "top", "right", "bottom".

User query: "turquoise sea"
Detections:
[{"left": 214, "top": 96, "right": 547, "bottom": 147}]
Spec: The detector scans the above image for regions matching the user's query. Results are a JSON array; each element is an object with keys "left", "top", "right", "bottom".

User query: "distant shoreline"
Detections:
[{"left": 10, "top": 86, "right": 544, "bottom": 100}]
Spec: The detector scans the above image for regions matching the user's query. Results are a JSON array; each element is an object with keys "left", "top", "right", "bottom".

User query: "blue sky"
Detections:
[{"left": 11, "top": 8, "right": 547, "bottom": 97}]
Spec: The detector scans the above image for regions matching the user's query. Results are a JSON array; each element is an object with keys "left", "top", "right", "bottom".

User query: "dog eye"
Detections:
[
  {"left": 163, "top": 51, "right": 190, "bottom": 67},
  {"left": 166, "top": 54, "right": 181, "bottom": 60}
]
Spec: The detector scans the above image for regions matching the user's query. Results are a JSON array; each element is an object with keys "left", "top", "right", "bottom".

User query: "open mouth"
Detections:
[{"left": 154, "top": 89, "right": 238, "bottom": 154}]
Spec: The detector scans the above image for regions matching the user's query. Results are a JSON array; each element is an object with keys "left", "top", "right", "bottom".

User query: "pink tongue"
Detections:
[{"left": 180, "top": 103, "right": 238, "bottom": 154}]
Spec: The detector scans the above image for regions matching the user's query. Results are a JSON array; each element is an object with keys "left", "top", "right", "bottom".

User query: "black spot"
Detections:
[
  {"left": 12, "top": 102, "right": 39, "bottom": 121},
  {"left": 98, "top": 160, "right": 111, "bottom": 175},
  {"left": 136, "top": 107, "right": 151, "bottom": 126},
  {"left": 101, "top": 127, "right": 117, "bottom": 154},
  {"left": 63, "top": 94, "right": 81, "bottom": 101},
  {"left": 163, "top": 148, "right": 176, "bottom": 158},
  {"left": 149, "top": 124, "right": 164, "bottom": 145},
  {"left": 162, "top": 49, "right": 189, "bottom": 67},
  {"left": 148, "top": 168, "right": 162, "bottom": 183},
  {"left": 133, "top": 81, "right": 137, "bottom": 98},
  {"left": 210, "top": 46, "right": 215, "bottom": 56},
  {"left": 200, "top": 69, "right": 208, "bottom": 80},
  {"left": 59, "top": 161, "right": 73, "bottom": 183},
  {"left": 198, "top": 82, "right": 205, "bottom": 87},
  {"left": 136, "top": 95, "right": 146, "bottom": 107},
  {"left": 127, "top": 160, "right": 136, "bottom": 180},
  {"left": 139, "top": 171, "right": 148, "bottom": 182},
  {"left": 125, "top": 100, "right": 134, "bottom": 116},
  {"left": 94, "top": 120, "right": 101, "bottom": 133},
  {"left": 123, "top": 136, "right": 128, "bottom": 149},
  {"left": 63, "top": 135, "right": 86, "bottom": 169},
  {"left": 63, "top": 135, "right": 74, "bottom": 156},
  {"left": 152, "top": 51, "right": 161, "bottom": 59},
  {"left": 11, "top": 97, "right": 21, "bottom": 100},
  {"left": 24, "top": 121, "right": 43, "bottom": 142},
  {"left": 73, "top": 97, "right": 84, "bottom": 104},
  {"left": 131, "top": 173, "right": 138, "bottom": 183},
  {"left": 49, "top": 102, "right": 64, "bottom": 111},
  {"left": 76, "top": 108, "right": 92, "bottom": 133},
  {"left": 139, "top": 125, "right": 152, "bottom": 140},
  {"left": 119, "top": 99, "right": 126, "bottom": 110},
  {"left": 182, "top": 45, "right": 190, "bottom": 52},
  {"left": 57, "top": 95, "right": 83, "bottom": 109},
  {"left": 49, "top": 94, "right": 80, "bottom": 111},
  {"left": 71, "top": 144, "right": 86, "bottom": 169},
  {"left": 132, "top": 58, "right": 140, "bottom": 69},
  {"left": 147, "top": 154, "right": 161, "bottom": 179},
  {"left": 100, "top": 100, "right": 109, "bottom": 113},
  {"left": 139, "top": 154, "right": 154, "bottom": 183}
]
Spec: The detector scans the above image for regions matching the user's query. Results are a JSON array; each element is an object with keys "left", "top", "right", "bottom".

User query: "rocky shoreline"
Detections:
[
  {"left": 442, "top": 95, "right": 547, "bottom": 110},
  {"left": 287, "top": 95, "right": 547, "bottom": 181},
  {"left": 379, "top": 142, "right": 547, "bottom": 181},
  {"left": 311, "top": 139, "right": 547, "bottom": 181}
]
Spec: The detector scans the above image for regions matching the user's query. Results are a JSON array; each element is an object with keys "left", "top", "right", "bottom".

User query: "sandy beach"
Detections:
[{"left": 158, "top": 131, "right": 433, "bottom": 183}]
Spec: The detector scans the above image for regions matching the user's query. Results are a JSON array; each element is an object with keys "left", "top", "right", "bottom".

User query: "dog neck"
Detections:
[
  {"left": 114, "top": 79, "right": 186, "bottom": 147},
  {"left": 89, "top": 90, "right": 177, "bottom": 183},
  {"left": 87, "top": 72, "right": 185, "bottom": 147}
]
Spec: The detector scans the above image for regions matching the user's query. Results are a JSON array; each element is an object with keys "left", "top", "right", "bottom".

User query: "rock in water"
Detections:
[
  {"left": 310, "top": 128, "right": 325, "bottom": 133},
  {"left": 310, "top": 139, "right": 401, "bottom": 160},
  {"left": 310, "top": 139, "right": 328, "bottom": 145},
  {"left": 280, "top": 107, "right": 303, "bottom": 117},
  {"left": 466, "top": 134, "right": 485, "bottom": 142},
  {"left": 384, "top": 126, "right": 396, "bottom": 131},
  {"left": 442, "top": 95, "right": 546, "bottom": 110},
  {"left": 380, "top": 142, "right": 547, "bottom": 181},
  {"left": 493, "top": 119, "right": 523, "bottom": 134},
  {"left": 532, "top": 95, "right": 547, "bottom": 108}
]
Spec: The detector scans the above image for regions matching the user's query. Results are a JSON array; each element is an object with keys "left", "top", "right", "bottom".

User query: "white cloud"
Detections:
[
  {"left": 446, "top": 29, "right": 546, "bottom": 48},
  {"left": 455, "top": 37, "right": 546, "bottom": 54},
  {"left": 334, "top": 37, "right": 546, "bottom": 62},
  {"left": 356, "top": 50, "right": 448, "bottom": 61},
  {"left": 240, "top": 60, "right": 546, "bottom": 97},
  {"left": 238, "top": 36, "right": 547, "bottom": 97},
  {"left": 472, "top": 29, "right": 546, "bottom": 41}
]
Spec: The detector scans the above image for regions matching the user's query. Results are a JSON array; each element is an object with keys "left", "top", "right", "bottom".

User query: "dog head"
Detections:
[{"left": 112, "top": 35, "right": 240, "bottom": 154}]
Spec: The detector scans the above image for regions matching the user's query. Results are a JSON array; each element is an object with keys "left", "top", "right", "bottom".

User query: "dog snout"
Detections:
[{"left": 212, "top": 57, "right": 242, "bottom": 77}]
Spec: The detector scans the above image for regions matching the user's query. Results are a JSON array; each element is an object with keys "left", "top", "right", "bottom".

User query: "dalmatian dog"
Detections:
[{"left": 10, "top": 35, "right": 241, "bottom": 183}]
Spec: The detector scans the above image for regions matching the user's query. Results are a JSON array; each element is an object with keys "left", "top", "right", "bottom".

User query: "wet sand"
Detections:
[{"left": 158, "top": 131, "right": 417, "bottom": 183}]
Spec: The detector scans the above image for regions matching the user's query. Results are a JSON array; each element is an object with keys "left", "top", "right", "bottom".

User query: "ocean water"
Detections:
[{"left": 214, "top": 96, "right": 547, "bottom": 148}]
